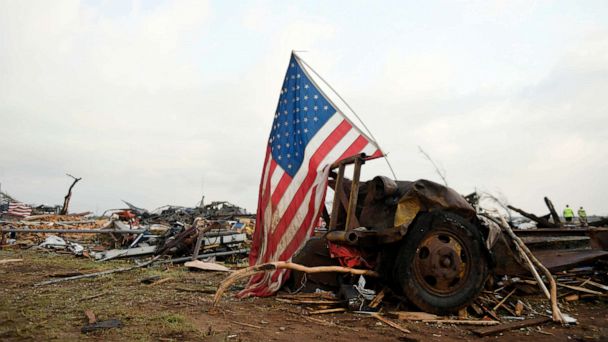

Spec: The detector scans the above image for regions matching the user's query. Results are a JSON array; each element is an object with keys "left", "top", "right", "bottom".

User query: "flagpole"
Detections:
[{"left": 293, "top": 52, "right": 398, "bottom": 180}]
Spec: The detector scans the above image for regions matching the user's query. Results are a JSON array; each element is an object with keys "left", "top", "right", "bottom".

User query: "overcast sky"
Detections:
[{"left": 1, "top": 0, "right": 607, "bottom": 216}]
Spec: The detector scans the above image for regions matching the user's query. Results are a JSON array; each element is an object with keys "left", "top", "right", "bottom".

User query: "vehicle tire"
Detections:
[{"left": 394, "top": 210, "right": 488, "bottom": 315}]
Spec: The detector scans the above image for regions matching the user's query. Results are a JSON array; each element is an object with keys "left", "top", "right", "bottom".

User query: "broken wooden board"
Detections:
[
  {"left": 0, "top": 259, "right": 23, "bottom": 265},
  {"left": 309, "top": 308, "right": 347, "bottom": 315},
  {"left": 387, "top": 311, "right": 439, "bottom": 321},
  {"left": 371, "top": 313, "right": 411, "bottom": 334},
  {"left": 84, "top": 310, "right": 96, "bottom": 324},
  {"left": 472, "top": 317, "right": 551, "bottom": 337},
  {"left": 184, "top": 260, "right": 231, "bottom": 272}
]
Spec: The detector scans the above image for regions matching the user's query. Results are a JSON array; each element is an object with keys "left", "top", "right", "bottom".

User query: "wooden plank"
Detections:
[
  {"left": 557, "top": 283, "right": 605, "bottom": 296},
  {"left": 472, "top": 317, "right": 551, "bottom": 337},
  {"left": 309, "top": 308, "right": 346, "bottom": 315},
  {"left": 575, "top": 278, "right": 608, "bottom": 291},
  {"left": 492, "top": 289, "right": 516, "bottom": 311},
  {"left": 371, "top": 313, "right": 411, "bottom": 334},
  {"left": 275, "top": 298, "right": 341, "bottom": 305},
  {"left": 0, "top": 258, "right": 23, "bottom": 265},
  {"left": 232, "top": 321, "right": 261, "bottom": 329},
  {"left": 423, "top": 319, "right": 499, "bottom": 326},
  {"left": 387, "top": 311, "right": 439, "bottom": 321},
  {"left": 345, "top": 157, "right": 362, "bottom": 230},
  {"left": 84, "top": 310, "right": 97, "bottom": 324},
  {"left": 148, "top": 277, "right": 172, "bottom": 286}
]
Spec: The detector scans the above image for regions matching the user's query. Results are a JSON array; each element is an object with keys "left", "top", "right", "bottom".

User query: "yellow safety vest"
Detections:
[
  {"left": 578, "top": 209, "right": 587, "bottom": 218},
  {"left": 563, "top": 207, "right": 574, "bottom": 218}
]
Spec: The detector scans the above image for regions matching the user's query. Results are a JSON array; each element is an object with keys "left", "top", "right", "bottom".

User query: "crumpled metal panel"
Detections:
[
  {"left": 393, "top": 179, "right": 476, "bottom": 230},
  {"left": 330, "top": 177, "right": 476, "bottom": 235}
]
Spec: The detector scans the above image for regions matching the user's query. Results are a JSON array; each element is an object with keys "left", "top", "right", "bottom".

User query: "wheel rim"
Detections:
[{"left": 412, "top": 227, "right": 472, "bottom": 296}]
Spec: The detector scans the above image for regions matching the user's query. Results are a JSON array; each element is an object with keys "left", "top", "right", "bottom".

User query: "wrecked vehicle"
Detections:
[{"left": 292, "top": 153, "right": 492, "bottom": 314}]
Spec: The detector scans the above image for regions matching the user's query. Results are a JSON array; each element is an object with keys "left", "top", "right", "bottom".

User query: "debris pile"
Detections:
[
  {"left": 0, "top": 214, "right": 109, "bottom": 245},
  {"left": 1, "top": 198, "right": 253, "bottom": 266},
  {"left": 1, "top": 172, "right": 606, "bottom": 339}
]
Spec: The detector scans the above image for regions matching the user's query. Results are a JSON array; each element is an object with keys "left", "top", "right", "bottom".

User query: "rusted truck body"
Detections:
[
  {"left": 291, "top": 153, "right": 493, "bottom": 314},
  {"left": 291, "top": 153, "right": 608, "bottom": 314}
]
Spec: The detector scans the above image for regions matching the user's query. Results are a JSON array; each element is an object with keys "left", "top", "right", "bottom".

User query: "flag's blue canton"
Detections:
[{"left": 269, "top": 55, "right": 336, "bottom": 177}]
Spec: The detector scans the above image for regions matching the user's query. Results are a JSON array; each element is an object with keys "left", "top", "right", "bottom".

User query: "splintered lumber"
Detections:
[
  {"left": 564, "top": 294, "right": 579, "bottom": 302},
  {"left": 148, "top": 277, "right": 173, "bottom": 286},
  {"left": 492, "top": 288, "right": 516, "bottom": 311},
  {"left": 211, "top": 261, "right": 379, "bottom": 308},
  {"left": 277, "top": 292, "right": 336, "bottom": 301},
  {"left": 557, "top": 283, "right": 605, "bottom": 296},
  {"left": 476, "top": 302, "right": 501, "bottom": 321},
  {"left": 472, "top": 317, "right": 552, "bottom": 337},
  {"left": 575, "top": 278, "right": 608, "bottom": 291},
  {"left": 507, "top": 205, "right": 559, "bottom": 228},
  {"left": 184, "top": 260, "right": 231, "bottom": 272},
  {"left": 371, "top": 313, "right": 411, "bottom": 334},
  {"left": 276, "top": 298, "right": 341, "bottom": 305},
  {"left": 84, "top": 310, "right": 97, "bottom": 324},
  {"left": 232, "top": 321, "right": 262, "bottom": 329},
  {"left": 482, "top": 213, "right": 565, "bottom": 323},
  {"left": 515, "top": 300, "right": 525, "bottom": 316},
  {"left": 0, "top": 259, "right": 23, "bottom": 265},
  {"left": 387, "top": 312, "right": 498, "bottom": 325},
  {"left": 369, "top": 289, "right": 385, "bottom": 309},
  {"left": 309, "top": 308, "right": 347, "bottom": 315},
  {"left": 388, "top": 311, "right": 439, "bottom": 321},
  {"left": 470, "top": 303, "right": 484, "bottom": 316},
  {"left": 504, "top": 216, "right": 564, "bottom": 323},
  {"left": 422, "top": 319, "right": 499, "bottom": 326}
]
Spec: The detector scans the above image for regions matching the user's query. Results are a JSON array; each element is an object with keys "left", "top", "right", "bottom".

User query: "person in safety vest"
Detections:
[
  {"left": 578, "top": 206, "right": 588, "bottom": 227},
  {"left": 563, "top": 204, "right": 574, "bottom": 222}
]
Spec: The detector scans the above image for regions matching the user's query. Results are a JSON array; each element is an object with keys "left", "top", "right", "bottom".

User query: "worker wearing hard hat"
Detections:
[
  {"left": 563, "top": 205, "right": 574, "bottom": 223},
  {"left": 578, "top": 206, "right": 588, "bottom": 227}
]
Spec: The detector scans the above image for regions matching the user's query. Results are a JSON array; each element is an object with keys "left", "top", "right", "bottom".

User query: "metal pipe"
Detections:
[{"left": 325, "top": 230, "right": 359, "bottom": 245}]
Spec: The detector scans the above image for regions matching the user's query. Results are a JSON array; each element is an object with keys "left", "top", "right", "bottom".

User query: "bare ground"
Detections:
[{"left": 1, "top": 249, "right": 607, "bottom": 341}]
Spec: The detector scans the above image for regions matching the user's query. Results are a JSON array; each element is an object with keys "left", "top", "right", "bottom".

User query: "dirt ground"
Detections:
[{"left": 1, "top": 249, "right": 607, "bottom": 341}]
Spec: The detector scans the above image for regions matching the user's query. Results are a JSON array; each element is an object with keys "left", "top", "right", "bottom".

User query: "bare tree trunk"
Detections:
[{"left": 60, "top": 174, "right": 82, "bottom": 215}]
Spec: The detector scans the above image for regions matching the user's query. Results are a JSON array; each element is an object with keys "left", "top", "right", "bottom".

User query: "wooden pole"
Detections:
[
  {"left": 345, "top": 157, "right": 363, "bottom": 231},
  {"left": 329, "top": 164, "right": 345, "bottom": 231}
]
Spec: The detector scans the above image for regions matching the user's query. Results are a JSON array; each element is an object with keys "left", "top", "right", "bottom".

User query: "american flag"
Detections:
[
  {"left": 8, "top": 202, "right": 32, "bottom": 217},
  {"left": 239, "top": 53, "right": 382, "bottom": 297}
]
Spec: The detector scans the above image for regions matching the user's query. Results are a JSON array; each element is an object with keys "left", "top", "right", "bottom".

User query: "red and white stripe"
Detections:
[
  {"left": 239, "top": 113, "right": 381, "bottom": 297},
  {"left": 7, "top": 202, "right": 32, "bottom": 217}
]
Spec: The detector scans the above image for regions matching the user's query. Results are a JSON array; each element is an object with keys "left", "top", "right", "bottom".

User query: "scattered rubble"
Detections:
[{"left": 1, "top": 180, "right": 607, "bottom": 340}]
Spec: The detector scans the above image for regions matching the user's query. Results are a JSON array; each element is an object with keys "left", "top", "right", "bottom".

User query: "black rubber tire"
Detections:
[{"left": 394, "top": 211, "right": 488, "bottom": 315}]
